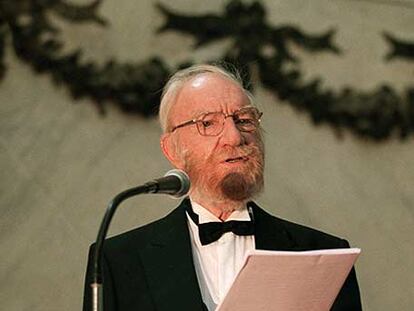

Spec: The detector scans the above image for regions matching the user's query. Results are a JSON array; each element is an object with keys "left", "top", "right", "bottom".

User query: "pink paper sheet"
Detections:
[{"left": 216, "top": 248, "right": 361, "bottom": 311}]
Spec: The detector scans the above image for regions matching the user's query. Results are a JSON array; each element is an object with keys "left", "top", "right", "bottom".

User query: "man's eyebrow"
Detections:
[
  {"left": 190, "top": 105, "right": 257, "bottom": 119},
  {"left": 192, "top": 110, "right": 216, "bottom": 118}
]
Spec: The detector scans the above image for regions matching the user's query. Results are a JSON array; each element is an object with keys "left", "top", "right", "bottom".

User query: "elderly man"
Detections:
[{"left": 83, "top": 64, "right": 362, "bottom": 311}]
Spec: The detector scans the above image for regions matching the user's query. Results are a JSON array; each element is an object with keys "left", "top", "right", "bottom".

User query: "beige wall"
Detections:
[{"left": 1, "top": 1, "right": 413, "bottom": 310}]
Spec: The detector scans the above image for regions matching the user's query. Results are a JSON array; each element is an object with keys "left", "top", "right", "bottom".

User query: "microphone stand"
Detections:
[{"left": 90, "top": 182, "right": 161, "bottom": 311}]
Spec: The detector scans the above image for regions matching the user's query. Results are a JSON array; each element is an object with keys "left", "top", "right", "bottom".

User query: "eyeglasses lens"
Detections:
[
  {"left": 198, "top": 113, "right": 222, "bottom": 136},
  {"left": 197, "top": 108, "right": 261, "bottom": 136}
]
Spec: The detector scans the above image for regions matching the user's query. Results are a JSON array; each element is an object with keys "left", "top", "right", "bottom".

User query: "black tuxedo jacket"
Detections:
[{"left": 83, "top": 199, "right": 362, "bottom": 311}]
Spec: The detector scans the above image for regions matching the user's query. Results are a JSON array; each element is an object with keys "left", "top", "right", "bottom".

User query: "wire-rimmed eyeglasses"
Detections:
[{"left": 170, "top": 107, "right": 263, "bottom": 136}]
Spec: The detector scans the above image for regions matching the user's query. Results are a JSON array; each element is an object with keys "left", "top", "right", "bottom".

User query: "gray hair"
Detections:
[{"left": 159, "top": 64, "right": 254, "bottom": 132}]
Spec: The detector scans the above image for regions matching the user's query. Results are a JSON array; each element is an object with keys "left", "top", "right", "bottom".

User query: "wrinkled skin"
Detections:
[{"left": 161, "top": 73, "right": 264, "bottom": 220}]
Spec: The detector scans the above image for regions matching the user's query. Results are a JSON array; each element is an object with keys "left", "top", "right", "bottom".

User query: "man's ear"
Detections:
[{"left": 160, "top": 133, "right": 185, "bottom": 169}]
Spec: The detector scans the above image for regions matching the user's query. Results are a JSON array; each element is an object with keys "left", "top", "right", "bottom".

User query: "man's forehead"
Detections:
[
  {"left": 173, "top": 73, "right": 250, "bottom": 115},
  {"left": 184, "top": 72, "right": 238, "bottom": 92},
  {"left": 190, "top": 75, "right": 208, "bottom": 88}
]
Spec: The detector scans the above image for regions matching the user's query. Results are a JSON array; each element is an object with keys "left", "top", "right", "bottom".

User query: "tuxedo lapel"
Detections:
[
  {"left": 138, "top": 200, "right": 296, "bottom": 310},
  {"left": 139, "top": 199, "right": 205, "bottom": 311},
  {"left": 250, "top": 202, "right": 298, "bottom": 251}
]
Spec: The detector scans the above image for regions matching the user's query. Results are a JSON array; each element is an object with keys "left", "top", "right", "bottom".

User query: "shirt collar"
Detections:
[{"left": 190, "top": 199, "right": 251, "bottom": 224}]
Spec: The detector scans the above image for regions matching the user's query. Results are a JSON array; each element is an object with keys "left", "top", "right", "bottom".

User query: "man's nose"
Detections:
[{"left": 220, "top": 117, "right": 244, "bottom": 146}]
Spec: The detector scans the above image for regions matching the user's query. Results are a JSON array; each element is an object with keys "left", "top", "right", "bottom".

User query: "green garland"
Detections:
[{"left": 1, "top": 0, "right": 413, "bottom": 140}]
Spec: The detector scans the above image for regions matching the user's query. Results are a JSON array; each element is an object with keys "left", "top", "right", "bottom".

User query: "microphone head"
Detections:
[{"left": 164, "top": 169, "right": 191, "bottom": 198}]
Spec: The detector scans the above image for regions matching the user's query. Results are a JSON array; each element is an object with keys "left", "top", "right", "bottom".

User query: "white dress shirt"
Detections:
[{"left": 186, "top": 200, "right": 255, "bottom": 311}]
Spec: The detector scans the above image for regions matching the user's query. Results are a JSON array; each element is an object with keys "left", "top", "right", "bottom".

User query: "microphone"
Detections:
[
  {"left": 90, "top": 169, "right": 190, "bottom": 311},
  {"left": 144, "top": 169, "right": 190, "bottom": 197}
]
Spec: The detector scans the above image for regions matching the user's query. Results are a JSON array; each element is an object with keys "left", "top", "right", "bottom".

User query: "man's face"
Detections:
[{"left": 164, "top": 73, "right": 264, "bottom": 204}]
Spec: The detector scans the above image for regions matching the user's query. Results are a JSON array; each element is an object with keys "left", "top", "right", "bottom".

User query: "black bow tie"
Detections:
[{"left": 186, "top": 203, "right": 255, "bottom": 245}]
